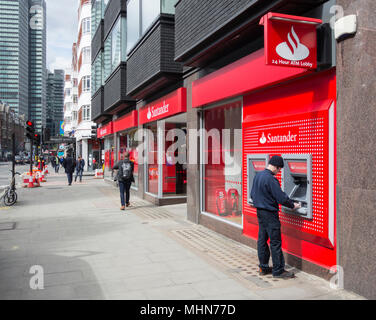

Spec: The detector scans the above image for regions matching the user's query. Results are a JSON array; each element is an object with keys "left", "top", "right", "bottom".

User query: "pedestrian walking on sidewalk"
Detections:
[
  {"left": 62, "top": 153, "right": 76, "bottom": 186},
  {"left": 54, "top": 156, "right": 60, "bottom": 173},
  {"left": 112, "top": 151, "right": 134, "bottom": 210},
  {"left": 250, "top": 155, "right": 301, "bottom": 279},
  {"left": 75, "top": 156, "right": 85, "bottom": 182}
]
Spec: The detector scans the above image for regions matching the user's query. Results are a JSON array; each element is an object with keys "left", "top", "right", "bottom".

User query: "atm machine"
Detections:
[
  {"left": 281, "top": 154, "right": 313, "bottom": 219},
  {"left": 247, "top": 154, "right": 269, "bottom": 206}
]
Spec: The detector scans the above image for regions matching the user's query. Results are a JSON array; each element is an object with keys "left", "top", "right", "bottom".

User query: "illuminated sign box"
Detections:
[{"left": 260, "top": 12, "right": 322, "bottom": 70}]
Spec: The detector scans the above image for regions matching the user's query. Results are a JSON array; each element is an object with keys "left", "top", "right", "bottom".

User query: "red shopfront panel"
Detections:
[{"left": 242, "top": 69, "right": 336, "bottom": 268}]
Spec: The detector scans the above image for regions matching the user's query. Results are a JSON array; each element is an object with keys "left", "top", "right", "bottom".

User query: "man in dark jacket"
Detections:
[
  {"left": 74, "top": 156, "right": 85, "bottom": 182},
  {"left": 62, "top": 153, "right": 76, "bottom": 186},
  {"left": 112, "top": 152, "right": 134, "bottom": 210},
  {"left": 251, "top": 155, "right": 301, "bottom": 279}
]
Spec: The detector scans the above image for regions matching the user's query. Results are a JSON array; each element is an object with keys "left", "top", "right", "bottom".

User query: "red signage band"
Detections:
[
  {"left": 113, "top": 110, "right": 138, "bottom": 133},
  {"left": 260, "top": 12, "right": 322, "bottom": 70},
  {"left": 139, "top": 88, "right": 187, "bottom": 125},
  {"left": 97, "top": 122, "right": 113, "bottom": 138}
]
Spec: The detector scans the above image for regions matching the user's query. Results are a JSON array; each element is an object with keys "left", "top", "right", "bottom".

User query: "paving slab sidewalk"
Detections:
[{"left": 0, "top": 171, "right": 365, "bottom": 300}]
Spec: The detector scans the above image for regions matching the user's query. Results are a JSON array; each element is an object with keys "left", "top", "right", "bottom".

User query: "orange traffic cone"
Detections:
[
  {"left": 39, "top": 169, "right": 46, "bottom": 182},
  {"left": 27, "top": 175, "right": 34, "bottom": 188},
  {"left": 44, "top": 165, "right": 49, "bottom": 174},
  {"left": 34, "top": 172, "right": 40, "bottom": 187}
]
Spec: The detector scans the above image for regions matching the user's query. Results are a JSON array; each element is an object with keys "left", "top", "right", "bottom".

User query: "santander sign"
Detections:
[
  {"left": 146, "top": 101, "right": 169, "bottom": 121},
  {"left": 258, "top": 128, "right": 299, "bottom": 146},
  {"left": 260, "top": 12, "right": 322, "bottom": 70},
  {"left": 140, "top": 88, "right": 187, "bottom": 125}
]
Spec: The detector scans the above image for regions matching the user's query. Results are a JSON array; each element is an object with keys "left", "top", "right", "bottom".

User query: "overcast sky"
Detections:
[{"left": 46, "top": 0, "right": 78, "bottom": 72}]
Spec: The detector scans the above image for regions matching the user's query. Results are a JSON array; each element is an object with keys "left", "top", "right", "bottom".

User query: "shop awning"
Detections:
[
  {"left": 139, "top": 88, "right": 187, "bottom": 125},
  {"left": 113, "top": 110, "right": 138, "bottom": 133},
  {"left": 97, "top": 122, "right": 113, "bottom": 138}
]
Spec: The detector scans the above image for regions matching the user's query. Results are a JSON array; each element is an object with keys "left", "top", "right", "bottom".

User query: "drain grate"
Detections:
[
  {"left": 0, "top": 222, "right": 16, "bottom": 231},
  {"left": 171, "top": 228, "right": 284, "bottom": 288}
]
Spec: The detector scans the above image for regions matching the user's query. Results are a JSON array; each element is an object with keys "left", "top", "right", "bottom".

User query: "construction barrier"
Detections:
[{"left": 94, "top": 169, "right": 104, "bottom": 179}]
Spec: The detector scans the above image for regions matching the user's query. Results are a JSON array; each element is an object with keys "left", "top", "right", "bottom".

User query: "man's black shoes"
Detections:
[
  {"left": 273, "top": 270, "right": 295, "bottom": 279},
  {"left": 259, "top": 267, "right": 272, "bottom": 276}
]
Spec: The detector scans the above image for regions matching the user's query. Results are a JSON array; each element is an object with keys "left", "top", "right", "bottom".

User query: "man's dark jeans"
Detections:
[
  {"left": 67, "top": 172, "right": 73, "bottom": 185},
  {"left": 119, "top": 180, "right": 132, "bottom": 206},
  {"left": 256, "top": 208, "right": 285, "bottom": 276},
  {"left": 75, "top": 169, "right": 83, "bottom": 182}
]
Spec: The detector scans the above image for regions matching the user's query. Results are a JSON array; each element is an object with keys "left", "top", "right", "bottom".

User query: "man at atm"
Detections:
[{"left": 251, "top": 155, "right": 301, "bottom": 279}]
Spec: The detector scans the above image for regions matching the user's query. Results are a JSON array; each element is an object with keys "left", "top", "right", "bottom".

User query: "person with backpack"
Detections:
[
  {"left": 112, "top": 151, "right": 135, "bottom": 210},
  {"left": 74, "top": 156, "right": 85, "bottom": 182}
]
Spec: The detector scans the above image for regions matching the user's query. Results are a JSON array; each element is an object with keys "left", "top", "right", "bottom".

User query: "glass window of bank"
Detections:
[
  {"left": 201, "top": 101, "right": 243, "bottom": 226},
  {"left": 126, "top": 0, "right": 178, "bottom": 54}
]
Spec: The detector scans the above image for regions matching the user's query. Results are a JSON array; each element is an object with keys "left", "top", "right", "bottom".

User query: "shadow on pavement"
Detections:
[{"left": 0, "top": 249, "right": 105, "bottom": 300}]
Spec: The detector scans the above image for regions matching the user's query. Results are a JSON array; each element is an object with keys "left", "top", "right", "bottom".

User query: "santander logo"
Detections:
[
  {"left": 276, "top": 26, "right": 310, "bottom": 61},
  {"left": 259, "top": 130, "right": 298, "bottom": 145},
  {"left": 259, "top": 132, "right": 267, "bottom": 144},
  {"left": 145, "top": 101, "right": 169, "bottom": 121}
]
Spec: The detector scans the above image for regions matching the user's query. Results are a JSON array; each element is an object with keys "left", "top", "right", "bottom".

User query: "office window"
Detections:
[
  {"left": 126, "top": 0, "right": 140, "bottom": 54},
  {"left": 104, "top": 17, "right": 126, "bottom": 80},
  {"left": 92, "top": 52, "right": 102, "bottom": 94},
  {"left": 141, "top": 0, "right": 160, "bottom": 34},
  {"left": 111, "top": 18, "right": 121, "bottom": 69},
  {"left": 126, "top": 0, "right": 177, "bottom": 54}
]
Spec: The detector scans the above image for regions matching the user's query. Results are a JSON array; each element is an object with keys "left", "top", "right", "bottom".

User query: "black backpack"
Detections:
[{"left": 119, "top": 160, "right": 132, "bottom": 180}]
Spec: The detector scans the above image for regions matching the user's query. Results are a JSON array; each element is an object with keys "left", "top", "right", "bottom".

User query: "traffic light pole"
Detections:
[
  {"left": 11, "top": 132, "right": 16, "bottom": 190},
  {"left": 30, "top": 139, "right": 33, "bottom": 175}
]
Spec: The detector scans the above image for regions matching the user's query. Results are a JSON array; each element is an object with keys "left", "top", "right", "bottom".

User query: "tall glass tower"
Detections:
[
  {"left": 0, "top": 0, "right": 29, "bottom": 118},
  {"left": 28, "top": 0, "right": 46, "bottom": 132},
  {"left": 46, "top": 69, "right": 64, "bottom": 136}
]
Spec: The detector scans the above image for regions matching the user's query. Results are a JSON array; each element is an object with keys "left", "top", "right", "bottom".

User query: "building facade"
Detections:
[
  {"left": 28, "top": 0, "right": 46, "bottom": 132},
  {"left": 91, "top": 0, "right": 376, "bottom": 299},
  {"left": 0, "top": 0, "right": 46, "bottom": 136},
  {"left": 0, "top": 102, "right": 26, "bottom": 159},
  {"left": 46, "top": 69, "right": 65, "bottom": 137},
  {"left": 0, "top": 0, "right": 29, "bottom": 118}
]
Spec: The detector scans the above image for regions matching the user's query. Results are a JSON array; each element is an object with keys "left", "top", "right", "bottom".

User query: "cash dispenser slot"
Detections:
[
  {"left": 247, "top": 154, "right": 269, "bottom": 206},
  {"left": 281, "top": 154, "right": 313, "bottom": 219}
]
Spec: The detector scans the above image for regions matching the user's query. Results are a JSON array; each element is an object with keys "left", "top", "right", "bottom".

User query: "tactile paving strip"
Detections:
[
  {"left": 130, "top": 202, "right": 174, "bottom": 220},
  {"left": 171, "top": 227, "right": 286, "bottom": 288}
]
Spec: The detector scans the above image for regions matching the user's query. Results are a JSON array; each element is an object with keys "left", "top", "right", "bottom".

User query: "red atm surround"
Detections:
[{"left": 242, "top": 69, "right": 336, "bottom": 269}]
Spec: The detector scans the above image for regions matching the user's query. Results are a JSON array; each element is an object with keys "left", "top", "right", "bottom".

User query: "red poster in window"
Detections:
[{"left": 260, "top": 12, "right": 322, "bottom": 70}]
